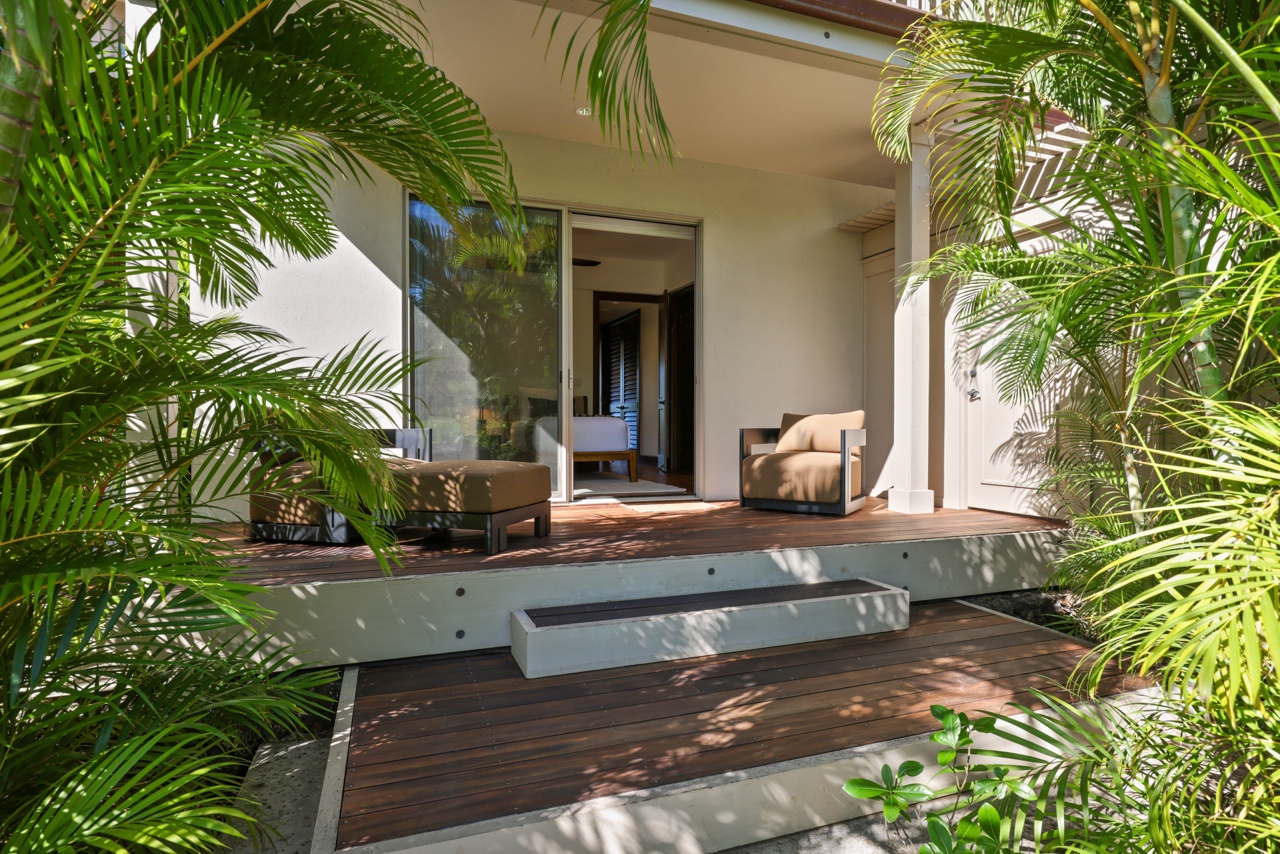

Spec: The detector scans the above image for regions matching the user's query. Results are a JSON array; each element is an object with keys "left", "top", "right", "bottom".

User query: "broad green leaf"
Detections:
[
  {"left": 899, "top": 759, "right": 925, "bottom": 778},
  {"left": 976, "top": 804, "right": 1002, "bottom": 841},
  {"left": 896, "top": 783, "right": 936, "bottom": 804},
  {"left": 843, "top": 778, "right": 887, "bottom": 800}
]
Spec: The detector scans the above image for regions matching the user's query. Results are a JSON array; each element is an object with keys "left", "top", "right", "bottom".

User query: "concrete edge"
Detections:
[
  {"left": 311, "top": 665, "right": 359, "bottom": 854},
  {"left": 513, "top": 580, "right": 909, "bottom": 678},
  {"left": 519, "top": 580, "right": 907, "bottom": 632},
  {"left": 955, "top": 598, "right": 1092, "bottom": 646},
  {"left": 255, "top": 527, "right": 1065, "bottom": 589}
]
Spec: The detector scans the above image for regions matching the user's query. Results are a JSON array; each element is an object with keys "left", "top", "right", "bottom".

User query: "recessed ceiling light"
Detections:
[{"left": 576, "top": 106, "right": 593, "bottom": 117}]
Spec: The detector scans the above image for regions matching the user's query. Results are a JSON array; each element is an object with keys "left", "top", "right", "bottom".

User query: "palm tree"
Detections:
[
  {"left": 0, "top": 0, "right": 669, "bottom": 849},
  {"left": 875, "top": 0, "right": 1280, "bottom": 401},
  {"left": 843, "top": 1, "right": 1280, "bottom": 849}
]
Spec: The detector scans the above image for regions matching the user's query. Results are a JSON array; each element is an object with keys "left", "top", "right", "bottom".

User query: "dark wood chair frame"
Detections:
[
  {"left": 400, "top": 502, "right": 552, "bottom": 556},
  {"left": 738, "top": 426, "right": 867, "bottom": 516}
]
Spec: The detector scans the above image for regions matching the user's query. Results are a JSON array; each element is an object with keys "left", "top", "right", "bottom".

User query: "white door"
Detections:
[
  {"left": 559, "top": 209, "right": 574, "bottom": 501},
  {"left": 962, "top": 355, "right": 1052, "bottom": 515}
]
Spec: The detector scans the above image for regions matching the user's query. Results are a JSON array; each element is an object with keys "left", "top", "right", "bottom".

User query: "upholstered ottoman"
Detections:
[
  {"left": 249, "top": 458, "right": 362, "bottom": 544},
  {"left": 394, "top": 460, "right": 552, "bottom": 555},
  {"left": 249, "top": 428, "right": 433, "bottom": 546}
]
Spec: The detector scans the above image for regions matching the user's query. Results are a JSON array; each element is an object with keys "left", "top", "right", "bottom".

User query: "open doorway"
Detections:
[{"left": 570, "top": 216, "right": 696, "bottom": 500}]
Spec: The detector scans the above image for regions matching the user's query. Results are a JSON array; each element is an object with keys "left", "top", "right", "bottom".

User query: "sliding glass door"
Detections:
[{"left": 407, "top": 198, "right": 565, "bottom": 496}]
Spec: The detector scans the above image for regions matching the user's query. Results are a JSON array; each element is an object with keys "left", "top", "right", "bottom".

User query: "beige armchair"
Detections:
[{"left": 739, "top": 411, "right": 866, "bottom": 516}]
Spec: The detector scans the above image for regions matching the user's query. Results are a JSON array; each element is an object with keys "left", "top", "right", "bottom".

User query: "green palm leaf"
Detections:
[
  {"left": 542, "top": 0, "right": 674, "bottom": 161},
  {"left": 4, "top": 725, "right": 248, "bottom": 853}
]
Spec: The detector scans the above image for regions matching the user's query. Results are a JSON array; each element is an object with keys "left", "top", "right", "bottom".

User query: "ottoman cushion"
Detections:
[
  {"left": 250, "top": 458, "right": 553, "bottom": 524},
  {"left": 249, "top": 460, "right": 326, "bottom": 525},
  {"left": 394, "top": 459, "right": 551, "bottom": 514}
]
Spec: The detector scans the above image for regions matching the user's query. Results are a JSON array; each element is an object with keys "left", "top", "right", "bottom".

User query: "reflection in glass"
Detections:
[{"left": 407, "top": 199, "right": 562, "bottom": 493}]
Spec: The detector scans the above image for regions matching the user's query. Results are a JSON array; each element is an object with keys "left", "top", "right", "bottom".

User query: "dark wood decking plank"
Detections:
[
  {"left": 336, "top": 670, "right": 1132, "bottom": 847},
  {"left": 344, "top": 665, "right": 1076, "bottom": 818},
  {"left": 343, "top": 641, "right": 1088, "bottom": 791},
  {"left": 348, "top": 629, "right": 1061, "bottom": 760},
  {"left": 334, "top": 605, "right": 1131, "bottom": 849},
  {"left": 524, "top": 578, "right": 880, "bottom": 626},
  {"left": 348, "top": 621, "right": 1045, "bottom": 742},
  {"left": 351, "top": 624, "right": 1055, "bottom": 741}
]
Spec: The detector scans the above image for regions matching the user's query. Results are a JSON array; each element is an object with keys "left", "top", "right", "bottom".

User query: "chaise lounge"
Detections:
[
  {"left": 739, "top": 411, "right": 866, "bottom": 516},
  {"left": 248, "top": 428, "right": 551, "bottom": 554}
]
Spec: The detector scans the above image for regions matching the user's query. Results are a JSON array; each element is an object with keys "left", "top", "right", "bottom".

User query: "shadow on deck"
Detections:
[
  {"left": 330, "top": 601, "right": 1140, "bottom": 851},
  {"left": 224, "top": 498, "right": 1062, "bottom": 587}
]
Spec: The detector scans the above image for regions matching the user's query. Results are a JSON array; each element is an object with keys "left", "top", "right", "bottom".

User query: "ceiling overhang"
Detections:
[{"left": 745, "top": 0, "right": 924, "bottom": 38}]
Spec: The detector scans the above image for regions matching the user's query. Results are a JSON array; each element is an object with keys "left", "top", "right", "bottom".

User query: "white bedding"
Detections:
[
  {"left": 531, "top": 415, "right": 631, "bottom": 458},
  {"left": 571, "top": 415, "right": 630, "bottom": 453}
]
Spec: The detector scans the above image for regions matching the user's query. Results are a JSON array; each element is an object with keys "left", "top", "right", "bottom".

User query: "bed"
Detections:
[
  {"left": 571, "top": 415, "right": 637, "bottom": 481},
  {"left": 527, "top": 414, "right": 638, "bottom": 481}
]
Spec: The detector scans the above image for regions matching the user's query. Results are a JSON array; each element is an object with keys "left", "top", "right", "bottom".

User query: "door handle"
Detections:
[{"left": 967, "top": 389, "right": 982, "bottom": 402}]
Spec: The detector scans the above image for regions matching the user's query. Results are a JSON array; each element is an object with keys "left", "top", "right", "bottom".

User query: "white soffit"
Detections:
[
  {"left": 571, "top": 214, "right": 696, "bottom": 239},
  {"left": 413, "top": 0, "right": 897, "bottom": 187}
]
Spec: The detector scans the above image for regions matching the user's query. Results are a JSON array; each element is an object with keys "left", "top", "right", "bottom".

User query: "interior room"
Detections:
[{"left": 570, "top": 219, "right": 697, "bottom": 500}]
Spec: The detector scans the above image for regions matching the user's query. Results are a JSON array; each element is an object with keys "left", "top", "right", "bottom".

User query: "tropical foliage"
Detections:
[
  {"left": 845, "top": 0, "right": 1280, "bottom": 850},
  {"left": 0, "top": 0, "right": 667, "bottom": 847},
  {"left": 0, "top": 2, "right": 496, "bottom": 851}
]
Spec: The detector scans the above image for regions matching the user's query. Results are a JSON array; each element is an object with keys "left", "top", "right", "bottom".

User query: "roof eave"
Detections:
[{"left": 744, "top": 0, "right": 925, "bottom": 38}]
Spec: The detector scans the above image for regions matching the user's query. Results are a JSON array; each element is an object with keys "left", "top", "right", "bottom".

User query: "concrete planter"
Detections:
[{"left": 512, "top": 578, "right": 909, "bottom": 678}]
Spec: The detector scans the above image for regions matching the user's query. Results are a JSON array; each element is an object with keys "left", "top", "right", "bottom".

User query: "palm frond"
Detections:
[
  {"left": 3, "top": 724, "right": 248, "bottom": 852},
  {"left": 542, "top": 0, "right": 673, "bottom": 161}
]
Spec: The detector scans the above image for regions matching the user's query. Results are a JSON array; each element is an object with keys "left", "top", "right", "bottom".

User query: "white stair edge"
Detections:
[{"left": 511, "top": 578, "right": 909, "bottom": 678}]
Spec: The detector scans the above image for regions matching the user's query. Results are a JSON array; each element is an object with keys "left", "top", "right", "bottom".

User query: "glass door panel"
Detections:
[{"left": 407, "top": 198, "right": 563, "bottom": 495}]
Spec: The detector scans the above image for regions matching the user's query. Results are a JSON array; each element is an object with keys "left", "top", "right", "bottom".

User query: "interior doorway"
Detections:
[{"left": 569, "top": 215, "right": 696, "bottom": 500}]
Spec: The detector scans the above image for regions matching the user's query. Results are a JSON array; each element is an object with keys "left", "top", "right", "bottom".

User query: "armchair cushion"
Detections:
[
  {"left": 777, "top": 410, "right": 865, "bottom": 454},
  {"left": 741, "top": 452, "right": 862, "bottom": 505}
]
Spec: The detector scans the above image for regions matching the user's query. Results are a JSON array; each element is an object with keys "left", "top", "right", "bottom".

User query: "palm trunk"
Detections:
[
  {"left": 1116, "top": 417, "right": 1146, "bottom": 531},
  {"left": 1145, "top": 70, "right": 1227, "bottom": 400},
  {"left": 0, "top": 10, "right": 48, "bottom": 233}
]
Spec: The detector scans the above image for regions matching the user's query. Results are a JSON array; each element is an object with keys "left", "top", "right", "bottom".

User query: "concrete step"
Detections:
[{"left": 511, "top": 578, "right": 909, "bottom": 678}]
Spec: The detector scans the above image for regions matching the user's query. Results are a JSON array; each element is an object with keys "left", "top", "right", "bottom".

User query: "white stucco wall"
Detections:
[
  {"left": 860, "top": 225, "right": 896, "bottom": 497},
  {"left": 194, "top": 167, "right": 406, "bottom": 371},
  {"left": 212, "top": 132, "right": 881, "bottom": 501},
  {"left": 190, "top": 167, "right": 407, "bottom": 520},
  {"left": 507, "top": 132, "right": 876, "bottom": 498}
]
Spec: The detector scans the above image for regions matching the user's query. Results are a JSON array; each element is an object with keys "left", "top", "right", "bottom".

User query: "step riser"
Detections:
[{"left": 512, "top": 581, "right": 908, "bottom": 678}]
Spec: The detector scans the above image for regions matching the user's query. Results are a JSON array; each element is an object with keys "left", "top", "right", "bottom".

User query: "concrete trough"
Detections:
[{"left": 511, "top": 578, "right": 909, "bottom": 678}]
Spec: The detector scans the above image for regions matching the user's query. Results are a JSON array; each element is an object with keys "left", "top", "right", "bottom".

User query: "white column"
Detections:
[{"left": 887, "top": 132, "right": 935, "bottom": 514}]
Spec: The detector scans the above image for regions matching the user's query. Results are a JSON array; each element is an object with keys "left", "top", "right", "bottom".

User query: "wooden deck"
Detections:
[
  {"left": 227, "top": 498, "right": 1061, "bottom": 587},
  {"left": 336, "top": 601, "right": 1135, "bottom": 849}
]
